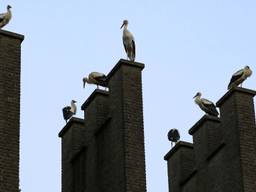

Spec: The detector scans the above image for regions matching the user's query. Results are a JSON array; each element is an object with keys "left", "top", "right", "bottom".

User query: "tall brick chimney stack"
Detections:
[
  {"left": 165, "top": 87, "right": 256, "bottom": 192},
  {"left": 216, "top": 87, "right": 256, "bottom": 191},
  {"left": 59, "top": 59, "right": 146, "bottom": 192},
  {"left": 164, "top": 141, "right": 195, "bottom": 192},
  {"left": 0, "top": 30, "right": 24, "bottom": 192},
  {"left": 106, "top": 59, "right": 146, "bottom": 192}
]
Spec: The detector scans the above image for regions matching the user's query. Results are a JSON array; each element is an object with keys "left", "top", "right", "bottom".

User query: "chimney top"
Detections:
[
  {"left": 106, "top": 59, "right": 144, "bottom": 81},
  {"left": 0, "top": 29, "right": 24, "bottom": 41},
  {"left": 216, "top": 87, "right": 256, "bottom": 107},
  {"left": 189, "top": 115, "right": 220, "bottom": 135},
  {"left": 58, "top": 117, "right": 84, "bottom": 137},
  {"left": 164, "top": 141, "right": 193, "bottom": 161},
  {"left": 81, "top": 89, "right": 109, "bottom": 110}
]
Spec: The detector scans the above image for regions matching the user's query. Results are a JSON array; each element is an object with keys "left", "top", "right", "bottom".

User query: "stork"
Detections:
[
  {"left": 83, "top": 72, "right": 107, "bottom": 89},
  {"left": 62, "top": 100, "right": 77, "bottom": 123},
  {"left": 228, "top": 66, "right": 252, "bottom": 90},
  {"left": 193, "top": 92, "right": 219, "bottom": 117},
  {"left": 120, "top": 20, "right": 136, "bottom": 62},
  {"left": 168, "top": 128, "right": 180, "bottom": 147},
  {"left": 0, "top": 5, "right": 12, "bottom": 29}
]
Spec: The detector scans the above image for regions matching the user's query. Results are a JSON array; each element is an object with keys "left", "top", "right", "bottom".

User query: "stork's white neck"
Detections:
[
  {"left": 7, "top": 7, "right": 12, "bottom": 17},
  {"left": 194, "top": 95, "right": 201, "bottom": 105},
  {"left": 123, "top": 24, "right": 128, "bottom": 30},
  {"left": 71, "top": 102, "right": 76, "bottom": 114}
]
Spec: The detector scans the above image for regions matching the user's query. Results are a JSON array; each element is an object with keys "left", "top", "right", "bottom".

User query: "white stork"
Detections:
[
  {"left": 168, "top": 128, "right": 180, "bottom": 147},
  {"left": 0, "top": 5, "right": 12, "bottom": 29},
  {"left": 228, "top": 66, "right": 252, "bottom": 90},
  {"left": 62, "top": 100, "right": 77, "bottom": 123},
  {"left": 83, "top": 72, "right": 107, "bottom": 88},
  {"left": 193, "top": 92, "right": 219, "bottom": 117},
  {"left": 120, "top": 20, "right": 136, "bottom": 62}
]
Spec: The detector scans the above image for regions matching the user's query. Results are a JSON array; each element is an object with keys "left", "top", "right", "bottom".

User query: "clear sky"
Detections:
[{"left": 1, "top": 0, "right": 255, "bottom": 191}]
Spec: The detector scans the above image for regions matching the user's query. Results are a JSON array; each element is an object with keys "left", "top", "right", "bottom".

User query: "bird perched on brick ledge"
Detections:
[
  {"left": 83, "top": 72, "right": 108, "bottom": 88},
  {"left": 193, "top": 92, "right": 219, "bottom": 117},
  {"left": 228, "top": 66, "right": 252, "bottom": 90},
  {"left": 168, "top": 128, "right": 180, "bottom": 147},
  {"left": 121, "top": 20, "right": 136, "bottom": 62},
  {"left": 0, "top": 5, "right": 12, "bottom": 29},
  {"left": 62, "top": 100, "right": 77, "bottom": 123}
]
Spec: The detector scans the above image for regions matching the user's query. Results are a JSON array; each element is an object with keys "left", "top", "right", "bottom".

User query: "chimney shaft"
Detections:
[{"left": 0, "top": 30, "right": 24, "bottom": 192}]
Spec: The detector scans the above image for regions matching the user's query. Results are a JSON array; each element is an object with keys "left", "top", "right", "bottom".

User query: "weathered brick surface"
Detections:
[
  {"left": 0, "top": 30, "right": 24, "bottom": 192},
  {"left": 109, "top": 61, "right": 146, "bottom": 192},
  {"left": 217, "top": 88, "right": 256, "bottom": 192},
  {"left": 59, "top": 59, "right": 146, "bottom": 192},
  {"left": 164, "top": 142, "right": 194, "bottom": 192},
  {"left": 59, "top": 117, "right": 85, "bottom": 192}
]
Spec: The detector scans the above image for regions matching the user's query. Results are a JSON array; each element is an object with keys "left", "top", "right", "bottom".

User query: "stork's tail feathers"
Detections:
[
  {"left": 97, "top": 75, "right": 108, "bottom": 87},
  {"left": 228, "top": 83, "right": 235, "bottom": 90},
  {"left": 207, "top": 107, "right": 219, "bottom": 117},
  {"left": 127, "top": 53, "right": 135, "bottom": 62}
]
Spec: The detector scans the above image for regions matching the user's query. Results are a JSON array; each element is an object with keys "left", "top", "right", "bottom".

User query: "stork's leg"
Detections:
[
  {"left": 171, "top": 142, "right": 173, "bottom": 147},
  {"left": 97, "top": 85, "right": 99, "bottom": 89}
]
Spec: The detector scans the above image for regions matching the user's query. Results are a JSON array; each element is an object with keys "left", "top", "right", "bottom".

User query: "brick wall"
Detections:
[
  {"left": 59, "top": 59, "right": 146, "bottom": 192},
  {"left": 165, "top": 87, "right": 256, "bottom": 192},
  {"left": 0, "top": 30, "right": 24, "bottom": 192}
]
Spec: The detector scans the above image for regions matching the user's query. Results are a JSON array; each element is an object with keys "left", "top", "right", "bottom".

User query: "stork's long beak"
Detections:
[
  {"left": 83, "top": 79, "right": 87, "bottom": 88},
  {"left": 120, "top": 23, "right": 125, "bottom": 29},
  {"left": 193, "top": 93, "right": 199, "bottom": 98}
]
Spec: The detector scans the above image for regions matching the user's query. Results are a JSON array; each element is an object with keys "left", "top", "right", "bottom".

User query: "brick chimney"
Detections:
[
  {"left": 188, "top": 115, "right": 223, "bottom": 192},
  {"left": 165, "top": 87, "right": 256, "bottom": 192},
  {"left": 216, "top": 87, "right": 256, "bottom": 192},
  {"left": 0, "top": 30, "right": 24, "bottom": 192},
  {"left": 59, "top": 59, "right": 146, "bottom": 192},
  {"left": 164, "top": 141, "right": 195, "bottom": 192}
]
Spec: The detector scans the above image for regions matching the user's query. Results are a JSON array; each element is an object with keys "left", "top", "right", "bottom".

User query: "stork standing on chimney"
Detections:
[
  {"left": 62, "top": 100, "right": 77, "bottom": 123},
  {"left": 83, "top": 72, "right": 107, "bottom": 89},
  {"left": 228, "top": 66, "right": 252, "bottom": 90},
  {"left": 168, "top": 128, "right": 180, "bottom": 147},
  {"left": 121, "top": 20, "right": 136, "bottom": 62},
  {"left": 193, "top": 92, "right": 219, "bottom": 117},
  {"left": 0, "top": 5, "right": 12, "bottom": 29}
]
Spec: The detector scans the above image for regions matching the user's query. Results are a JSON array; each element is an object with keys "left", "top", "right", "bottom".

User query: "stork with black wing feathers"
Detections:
[
  {"left": 83, "top": 72, "right": 107, "bottom": 89},
  {"left": 228, "top": 66, "right": 252, "bottom": 90},
  {"left": 193, "top": 92, "right": 219, "bottom": 117},
  {"left": 0, "top": 5, "right": 12, "bottom": 29},
  {"left": 121, "top": 20, "right": 136, "bottom": 62},
  {"left": 168, "top": 128, "right": 180, "bottom": 147},
  {"left": 62, "top": 100, "right": 77, "bottom": 123}
]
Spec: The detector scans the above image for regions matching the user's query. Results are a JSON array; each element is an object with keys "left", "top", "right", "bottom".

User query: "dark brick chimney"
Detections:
[
  {"left": 216, "top": 87, "right": 256, "bottom": 192},
  {"left": 164, "top": 141, "right": 195, "bottom": 192},
  {"left": 165, "top": 87, "right": 256, "bottom": 192},
  {"left": 58, "top": 117, "right": 85, "bottom": 192},
  {"left": 0, "top": 30, "right": 24, "bottom": 192},
  {"left": 59, "top": 59, "right": 146, "bottom": 192}
]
